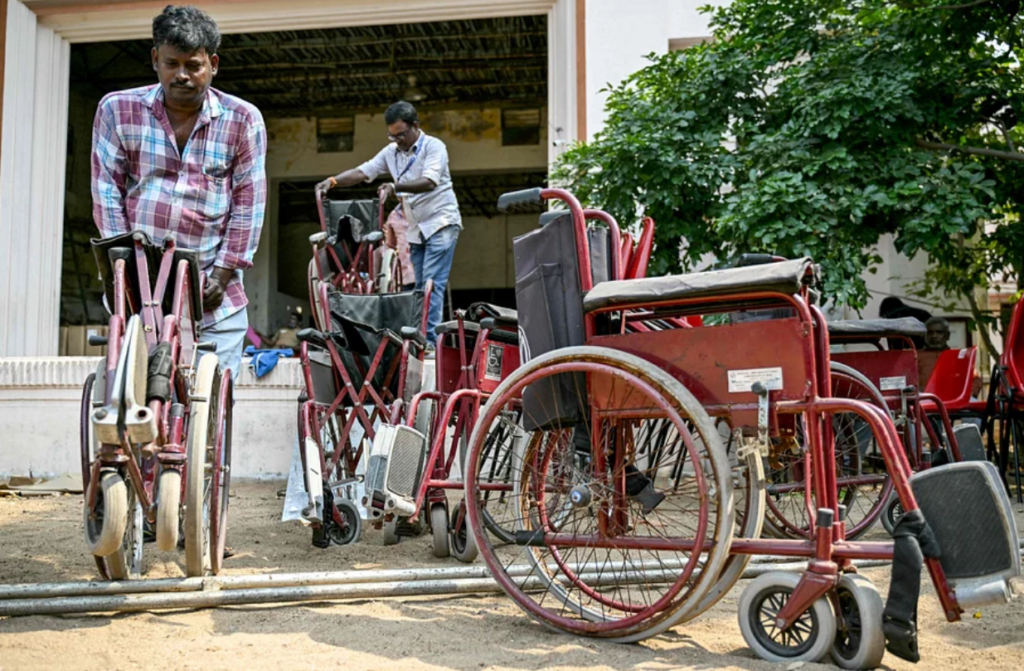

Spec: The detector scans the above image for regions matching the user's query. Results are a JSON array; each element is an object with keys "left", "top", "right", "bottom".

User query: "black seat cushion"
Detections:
[{"left": 582, "top": 257, "right": 815, "bottom": 313}]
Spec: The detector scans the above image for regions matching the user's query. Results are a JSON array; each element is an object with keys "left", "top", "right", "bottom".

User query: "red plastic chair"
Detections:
[{"left": 921, "top": 347, "right": 979, "bottom": 413}]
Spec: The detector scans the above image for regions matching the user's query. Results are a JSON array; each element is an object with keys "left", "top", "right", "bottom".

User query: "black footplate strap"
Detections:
[{"left": 883, "top": 509, "right": 942, "bottom": 663}]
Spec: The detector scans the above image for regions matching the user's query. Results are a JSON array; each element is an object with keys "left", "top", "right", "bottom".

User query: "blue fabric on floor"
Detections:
[{"left": 244, "top": 346, "right": 294, "bottom": 377}]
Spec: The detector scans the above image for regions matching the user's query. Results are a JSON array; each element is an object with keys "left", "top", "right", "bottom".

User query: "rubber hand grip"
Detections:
[{"left": 496, "top": 188, "right": 543, "bottom": 214}]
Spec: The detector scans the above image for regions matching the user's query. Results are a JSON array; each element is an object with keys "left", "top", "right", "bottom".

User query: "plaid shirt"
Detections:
[{"left": 91, "top": 84, "right": 267, "bottom": 326}]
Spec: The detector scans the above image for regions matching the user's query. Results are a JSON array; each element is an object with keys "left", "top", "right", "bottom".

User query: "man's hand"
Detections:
[
  {"left": 204, "top": 266, "right": 234, "bottom": 310},
  {"left": 315, "top": 176, "right": 336, "bottom": 199},
  {"left": 378, "top": 182, "right": 396, "bottom": 203}
]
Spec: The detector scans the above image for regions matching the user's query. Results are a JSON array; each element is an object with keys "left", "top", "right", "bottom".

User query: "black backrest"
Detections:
[
  {"left": 513, "top": 214, "right": 588, "bottom": 430},
  {"left": 324, "top": 199, "right": 379, "bottom": 244}
]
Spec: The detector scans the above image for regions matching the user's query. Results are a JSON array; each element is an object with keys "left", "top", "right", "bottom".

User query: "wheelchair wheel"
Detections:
[
  {"left": 84, "top": 471, "right": 128, "bottom": 558},
  {"left": 686, "top": 420, "right": 766, "bottom": 621},
  {"left": 209, "top": 375, "right": 234, "bottom": 575},
  {"left": 106, "top": 479, "right": 144, "bottom": 580},
  {"left": 155, "top": 468, "right": 181, "bottom": 551},
  {"left": 472, "top": 407, "right": 524, "bottom": 545},
  {"left": 880, "top": 491, "right": 903, "bottom": 536},
  {"left": 184, "top": 355, "right": 220, "bottom": 577},
  {"left": 450, "top": 499, "right": 478, "bottom": 563},
  {"left": 464, "top": 346, "right": 733, "bottom": 641},
  {"left": 80, "top": 369, "right": 112, "bottom": 579},
  {"left": 739, "top": 571, "right": 836, "bottom": 664},
  {"left": 430, "top": 502, "right": 450, "bottom": 558},
  {"left": 763, "top": 363, "right": 892, "bottom": 541},
  {"left": 328, "top": 498, "right": 362, "bottom": 545},
  {"left": 831, "top": 574, "right": 885, "bottom": 670}
]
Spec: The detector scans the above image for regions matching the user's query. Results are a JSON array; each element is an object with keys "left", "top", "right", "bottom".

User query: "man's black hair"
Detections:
[
  {"left": 153, "top": 5, "right": 221, "bottom": 55},
  {"left": 385, "top": 101, "right": 419, "bottom": 126}
]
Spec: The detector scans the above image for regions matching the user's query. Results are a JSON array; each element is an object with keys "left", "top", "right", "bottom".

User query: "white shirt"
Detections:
[{"left": 357, "top": 132, "right": 461, "bottom": 244}]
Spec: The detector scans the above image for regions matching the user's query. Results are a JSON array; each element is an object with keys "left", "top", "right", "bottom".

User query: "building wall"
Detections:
[{"left": 585, "top": 0, "right": 727, "bottom": 137}]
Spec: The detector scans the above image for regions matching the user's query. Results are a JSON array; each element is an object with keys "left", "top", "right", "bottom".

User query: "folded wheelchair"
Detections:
[{"left": 81, "top": 231, "right": 231, "bottom": 579}]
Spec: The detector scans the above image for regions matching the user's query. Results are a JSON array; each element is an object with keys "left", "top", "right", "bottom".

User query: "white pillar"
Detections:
[
  {"left": 0, "top": 0, "right": 70, "bottom": 356},
  {"left": 547, "top": 0, "right": 577, "bottom": 166}
]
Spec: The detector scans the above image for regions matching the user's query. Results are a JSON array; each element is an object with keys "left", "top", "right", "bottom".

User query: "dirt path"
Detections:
[{"left": 1, "top": 482, "right": 1022, "bottom": 671}]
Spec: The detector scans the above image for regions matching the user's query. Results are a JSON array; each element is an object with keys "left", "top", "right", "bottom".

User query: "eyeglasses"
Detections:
[{"left": 387, "top": 126, "right": 416, "bottom": 142}]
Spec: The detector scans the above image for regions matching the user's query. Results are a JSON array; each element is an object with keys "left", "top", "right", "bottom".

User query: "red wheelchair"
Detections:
[
  {"left": 81, "top": 231, "right": 231, "bottom": 579},
  {"left": 460, "top": 188, "right": 1020, "bottom": 668}
]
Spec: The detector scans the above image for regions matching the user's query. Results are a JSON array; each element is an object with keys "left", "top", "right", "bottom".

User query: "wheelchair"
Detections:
[
  {"left": 81, "top": 231, "right": 232, "bottom": 579},
  {"left": 295, "top": 281, "right": 432, "bottom": 547},
  {"left": 459, "top": 188, "right": 1020, "bottom": 668}
]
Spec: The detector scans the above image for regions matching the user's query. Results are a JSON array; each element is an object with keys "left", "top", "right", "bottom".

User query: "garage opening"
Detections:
[{"left": 61, "top": 16, "right": 548, "bottom": 352}]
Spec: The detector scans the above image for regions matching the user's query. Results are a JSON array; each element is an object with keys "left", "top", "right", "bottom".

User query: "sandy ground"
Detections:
[{"left": 1, "top": 481, "right": 1023, "bottom": 671}]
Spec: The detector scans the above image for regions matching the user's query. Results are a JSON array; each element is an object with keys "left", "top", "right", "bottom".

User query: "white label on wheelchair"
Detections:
[
  {"left": 879, "top": 376, "right": 906, "bottom": 391},
  {"left": 727, "top": 367, "right": 783, "bottom": 393},
  {"left": 485, "top": 343, "right": 504, "bottom": 381}
]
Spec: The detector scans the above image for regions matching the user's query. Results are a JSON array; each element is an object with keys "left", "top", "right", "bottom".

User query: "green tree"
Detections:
[{"left": 553, "top": 0, "right": 1024, "bottom": 351}]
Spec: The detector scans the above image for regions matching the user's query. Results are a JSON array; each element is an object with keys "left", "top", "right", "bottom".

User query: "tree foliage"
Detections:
[{"left": 553, "top": 0, "right": 1024, "bottom": 315}]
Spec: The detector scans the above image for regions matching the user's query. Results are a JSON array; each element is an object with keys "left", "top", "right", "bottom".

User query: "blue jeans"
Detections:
[
  {"left": 202, "top": 306, "right": 248, "bottom": 381},
  {"left": 410, "top": 225, "right": 460, "bottom": 345}
]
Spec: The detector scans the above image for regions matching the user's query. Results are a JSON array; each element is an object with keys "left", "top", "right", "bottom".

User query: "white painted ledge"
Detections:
[{"left": 0, "top": 357, "right": 303, "bottom": 479}]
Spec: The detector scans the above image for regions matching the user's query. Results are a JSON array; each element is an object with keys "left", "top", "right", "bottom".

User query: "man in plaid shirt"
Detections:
[{"left": 91, "top": 5, "right": 266, "bottom": 379}]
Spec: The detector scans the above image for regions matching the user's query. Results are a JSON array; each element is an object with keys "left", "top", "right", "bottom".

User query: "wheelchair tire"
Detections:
[
  {"left": 450, "top": 500, "right": 478, "bottom": 563},
  {"left": 156, "top": 469, "right": 181, "bottom": 551},
  {"left": 84, "top": 471, "right": 128, "bottom": 558},
  {"left": 739, "top": 571, "right": 836, "bottom": 664},
  {"left": 209, "top": 375, "right": 234, "bottom": 575},
  {"left": 430, "top": 502, "right": 450, "bottom": 558},
  {"left": 184, "top": 355, "right": 220, "bottom": 577},
  {"left": 464, "top": 346, "right": 733, "bottom": 642},
  {"left": 831, "top": 574, "right": 886, "bottom": 670}
]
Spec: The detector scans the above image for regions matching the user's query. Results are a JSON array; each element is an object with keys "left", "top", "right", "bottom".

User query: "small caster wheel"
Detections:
[
  {"left": 738, "top": 571, "right": 836, "bottom": 664},
  {"left": 328, "top": 499, "right": 362, "bottom": 546},
  {"left": 831, "top": 574, "right": 885, "bottom": 670},
  {"left": 430, "top": 502, "right": 450, "bottom": 558},
  {"left": 450, "top": 500, "right": 478, "bottom": 563},
  {"left": 881, "top": 492, "right": 903, "bottom": 536}
]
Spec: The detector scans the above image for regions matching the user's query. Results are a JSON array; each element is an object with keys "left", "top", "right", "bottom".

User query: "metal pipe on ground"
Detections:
[{"left": 0, "top": 559, "right": 892, "bottom": 618}]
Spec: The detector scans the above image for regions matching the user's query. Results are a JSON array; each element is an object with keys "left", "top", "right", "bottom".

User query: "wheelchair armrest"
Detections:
[
  {"left": 480, "top": 319, "right": 519, "bottom": 346},
  {"left": 309, "top": 231, "right": 328, "bottom": 246},
  {"left": 297, "top": 328, "right": 328, "bottom": 348},
  {"left": 400, "top": 326, "right": 427, "bottom": 349},
  {"left": 363, "top": 231, "right": 385, "bottom": 245}
]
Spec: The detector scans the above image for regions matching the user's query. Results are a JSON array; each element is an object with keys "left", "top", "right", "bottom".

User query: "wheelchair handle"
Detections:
[
  {"left": 309, "top": 231, "right": 328, "bottom": 246},
  {"left": 497, "top": 188, "right": 543, "bottom": 214}
]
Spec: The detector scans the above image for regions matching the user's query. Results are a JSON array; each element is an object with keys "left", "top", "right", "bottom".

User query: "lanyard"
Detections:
[{"left": 393, "top": 142, "right": 420, "bottom": 183}]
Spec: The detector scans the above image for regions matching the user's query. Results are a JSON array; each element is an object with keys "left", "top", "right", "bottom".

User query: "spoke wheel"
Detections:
[
  {"left": 209, "top": 376, "right": 234, "bottom": 574},
  {"left": 184, "top": 355, "right": 220, "bottom": 577},
  {"left": 465, "top": 346, "right": 733, "bottom": 642},
  {"left": 328, "top": 498, "right": 362, "bottom": 545},
  {"left": 763, "top": 362, "right": 892, "bottom": 540},
  {"left": 739, "top": 571, "right": 836, "bottom": 664}
]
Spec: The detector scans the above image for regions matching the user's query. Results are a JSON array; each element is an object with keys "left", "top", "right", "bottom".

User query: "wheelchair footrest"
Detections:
[
  {"left": 912, "top": 461, "right": 1021, "bottom": 608},
  {"left": 364, "top": 424, "right": 427, "bottom": 519}
]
